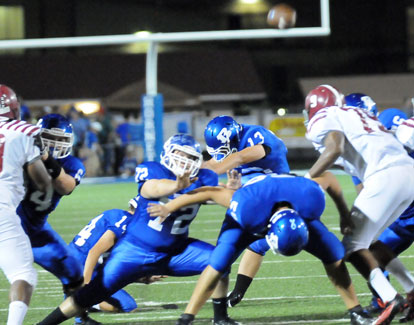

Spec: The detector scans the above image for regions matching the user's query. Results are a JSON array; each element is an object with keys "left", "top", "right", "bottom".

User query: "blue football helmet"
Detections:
[
  {"left": 37, "top": 113, "right": 74, "bottom": 159},
  {"left": 265, "top": 209, "right": 309, "bottom": 256},
  {"left": 204, "top": 115, "right": 241, "bottom": 161},
  {"left": 378, "top": 108, "right": 408, "bottom": 131},
  {"left": 345, "top": 93, "right": 378, "bottom": 116},
  {"left": 160, "top": 133, "right": 203, "bottom": 178}
]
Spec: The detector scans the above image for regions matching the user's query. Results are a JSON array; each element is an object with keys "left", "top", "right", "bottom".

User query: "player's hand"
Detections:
[
  {"left": 176, "top": 171, "right": 197, "bottom": 190},
  {"left": 34, "top": 134, "right": 48, "bottom": 158},
  {"left": 227, "top": 290, "right": 243, "bottom": 307},
  {"left": 147, "top": 203, "right": 171, "bottom": 223},
  {"left": 340, "top": 215, "right": 354, "bottom": 235},
  {"left": 136, "top": 275, "right": 168, "bottom": 284},
  {"left": 226, "top": 169, "right": 241, "bottom": 190}
]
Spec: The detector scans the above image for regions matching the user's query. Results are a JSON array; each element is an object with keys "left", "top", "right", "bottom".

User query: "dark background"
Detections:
[{"left": 0, "top": 0, "right": 413, "bottom": 112}]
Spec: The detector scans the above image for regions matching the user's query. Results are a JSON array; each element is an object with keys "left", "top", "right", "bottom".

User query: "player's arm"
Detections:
[
  {"left": 42, "top": 152, "right": 76, "bottom": 195},
  {"left": 312, "top": 171, "right": 352, "bottom": 234},
  {"left": 147, "top": 186, "right": 234, "bottom": 221},
  {"left": 83, "top": 230, "right": 117, "bottom": 284},
  {"left": 308, "top": 131, "right": 345, "bottom": 178},
  {"left": 140, "top": 171, "right": 197, "bottom": 199},
  {"left": 27, "top": 158, "right": 52, "bottom": 192},
  {"left": 204, "top": 145, "right": 266, "bottom": 175}
]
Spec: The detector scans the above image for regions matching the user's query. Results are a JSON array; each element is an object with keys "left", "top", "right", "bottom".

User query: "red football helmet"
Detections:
[
  {"left": 304, "top": 84, "right": 345, "bottom": 122},
  {"left": 0, "top": 85, "right": 20, "bottom": 120}
]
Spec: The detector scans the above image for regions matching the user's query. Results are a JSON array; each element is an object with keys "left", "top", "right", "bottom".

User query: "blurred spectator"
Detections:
[
  {"left": 114, "top": 113, "right": 130, "bottom": 175},
  {"left": 68, "top": 107, "right": 90, "bottom": 156},
  {"left": 78, "top": 121, "right": 103, "bottom": 177},
  {"left": 119, "top": 144, "right": 140, "bottom": 178},
  {"left": 98, "top": 113, "right": 115, "bottom": 176}
]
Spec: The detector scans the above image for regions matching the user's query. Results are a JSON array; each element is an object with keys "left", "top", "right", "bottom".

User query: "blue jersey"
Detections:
[
  {"left": 128, "top": 162, "right": 218, "bottom": 253},
  {"left": 227, "top": 174, "right": 325, "bottom": 234},
  {"left": 18, "top": 155, "right": 85, "bottom": 230},
  {"left": 235, "top": 124, "right": 290, "bottom": 176},
  {"left": 208, "top": 174, "right": 341, "bottom": 272},
  {"left": 69, "top": 209, "right": 131, "bottom": 264}
]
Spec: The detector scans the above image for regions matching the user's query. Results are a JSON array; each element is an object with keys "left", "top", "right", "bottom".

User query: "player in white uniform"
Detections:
[
  {"left": 304, "top": 84, "right": 414, "bottom": 325},
  {"left": 395, "top": 117, "right": 414, "bottom": 152},
  {"left": 0, "top": 85, "right": 52, "bottom": 325}
]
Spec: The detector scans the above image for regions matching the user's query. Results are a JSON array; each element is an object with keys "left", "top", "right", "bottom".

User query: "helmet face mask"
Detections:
[
  {"left": 37, "top": 114, "right": 74, "bottom": 159},
  {"left": 0, "top": 85, "right": 20, "bottom": 120},
  {"left": 160, "top": 134, "right": 202, "bottom": 178},
  {"left": 204, "top": 115, "right": 241, "bottom": 161},
  {"left": 265, "top": 209, "right": 309, "bottom": 256},
  {"left": 304, "top": 84, "right": 345, "bottom": 124}
]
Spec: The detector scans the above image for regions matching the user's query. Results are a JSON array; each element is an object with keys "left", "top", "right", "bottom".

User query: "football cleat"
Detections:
[
  {"left": 373, "top": 294, "right": 406, "bottom": 325},
  {"left": 399, "top": 289, "right": 414, "bottom": 323},
  {"left": 212, "top": 317, "right": 241, "bottom": 325},
  {"left": 364, "top": 297, "right": 386, "bottom": 316},
  {"left": 350, "top": 310, "right": 376, "bottom": 325},
  {"left": 74, "top": 315, "right": 102, "bottom": 325}
]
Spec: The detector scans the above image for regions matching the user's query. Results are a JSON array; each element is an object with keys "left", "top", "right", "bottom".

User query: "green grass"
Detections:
[{"left": 2, "top": 175, "right": 414, "bottom": 324}]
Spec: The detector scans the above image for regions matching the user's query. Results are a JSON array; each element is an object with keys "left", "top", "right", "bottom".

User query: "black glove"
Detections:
[
  {"left": 176, "top": 313, "right": 195, "bottom": 325},
  {"left": 34, "top": 134, "right": 47, "bottom": 156},
  {"left": 227, "top": 291, "right": 243, "bottom": 307}
]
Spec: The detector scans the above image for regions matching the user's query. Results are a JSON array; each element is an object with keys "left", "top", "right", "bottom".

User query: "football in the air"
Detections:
[{"left": 267, "top": 3, "right": 296, "bottom": 29}]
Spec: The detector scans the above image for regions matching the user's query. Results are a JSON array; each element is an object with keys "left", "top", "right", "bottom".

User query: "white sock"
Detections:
[
  {"left": 7, "top": 301, "right": 28, "bottom": 325},
  {"left": 369, "top": 267, "right": 397, "bottom": 303},
  {"left": 386, "top": 257, "right": 414, "bottom": 293}
]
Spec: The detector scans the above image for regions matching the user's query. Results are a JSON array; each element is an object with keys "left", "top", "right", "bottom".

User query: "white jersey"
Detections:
[
  {"left": 306, "top": 105, "right": 414, "bottom": 181},
  {"left": 396, "top": 117, "right": 414, "bottom": 151},
  {"left": 0, "top": 117, "right": 42, "bottom": 210}
]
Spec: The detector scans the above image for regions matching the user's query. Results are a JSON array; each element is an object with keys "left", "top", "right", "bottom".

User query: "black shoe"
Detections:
[
  {"left": 364, "top": 297, "right": 385, "bottom": 316},
  {"left": 212, "top": 317, "right": 241, "bottom": 325},
  {"left": 400, "top": 289, "right": 414, "bottom": 323},
  {"left": 74, "top": 316, "right": 102, "bottom": 325},
  {"left": 350, "top": 310, "right": 376, "bottom": 325},
  {"left": 373, "top": 294, "right": 406, "bottom": 325}
]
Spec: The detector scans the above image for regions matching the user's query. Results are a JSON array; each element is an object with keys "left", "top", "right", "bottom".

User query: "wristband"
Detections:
[{"left": 44, "top": 155, "right": 63, "bottom": 179}]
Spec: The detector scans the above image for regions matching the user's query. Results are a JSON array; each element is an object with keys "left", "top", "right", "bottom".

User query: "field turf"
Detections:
[{"left": 1, "top": 174, "right": 414, "bottom": 324}]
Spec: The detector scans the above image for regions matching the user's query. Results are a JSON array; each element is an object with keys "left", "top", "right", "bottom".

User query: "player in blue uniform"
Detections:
[
  {"left": 16, "top": 114, "right": 97, "bottom": 325},
  {"left": 68, "top": 197, "right": 139, "bottom": 316},
  {"left": 204, "top": 115, "right": 290, "bottom": 183},
  {"left": 37, "top": 134, "right": 238, "bottom": 325},
  {"left": 145, "top": 173, "right": 376, "bottom": 325}
]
